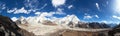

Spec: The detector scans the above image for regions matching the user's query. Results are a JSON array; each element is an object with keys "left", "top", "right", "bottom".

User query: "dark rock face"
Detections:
[
  {"left": 0, "top": 15, "right": 35, "bottom": 36},
  {"left": 107, "top": 24, "right": 117, "bottom": 28},
  {"left": 75, "top": 22, "right": 110, "bottom": 29},
  {"left": 88, "top": 22, "right": 110, "bottom": 29},
  {"left": 108, "top": 24, "right": 120, "bottom": 36},
  {"left": 61, "top": 30, "right": 108, "bottom": 36}
]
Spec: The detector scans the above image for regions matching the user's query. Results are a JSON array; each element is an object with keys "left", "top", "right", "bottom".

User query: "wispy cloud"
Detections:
[
  {"left": 84, "top": 14, "right": 99, "bottom": 19},
  {"left": 34, "top": 8, "right": 66, "bottom": 16},
  {"left": 7, "top": 0, "right": 44, "bottom": 14},
  {"left": 39, "top": 4, "right": 47, "bottom": 11},
  {"left": 35, "top": 12, "right": 41, "bottom": 15},
  {"left": 14, "top": 7, "right": 28, "bottom": 14},
  {"left": 52, "top": 0, "right": 66, "bottom": 7},
  {"left": 7, "top": 7, "right": 29, "bottom": 14},
  {"left": 56, "top": 8, "right": 66, "bottom": 15},
  {"left": 7, "top": 0, "right": 66, "bottom": 14},
  {"left": 112, "top": 15, "right": 120, "bottom": 20},
  {"left": 0, "top": 2, "right": 6, "bottom": 12},
  {"left": 68, "top": 5, "right": 73, "bottom": 9},
  {"left": 96, "top": 3, "right": 100, "bottom": 11},
  {"left": 94, "top": 15, "right": 99, "bottom": 18},
  {"left": 24, "top": 0, "right": 39, "bottom": 9},
  {"left": 7, "top": 8, "right": 17, "bottom": 13},
  {"left": 84, "top": 15, "right": 92, "bottom": 19},
  {"left": 39, "top": 12, "right": 55, "bottom": 17},
  {"left": 0, "top": 4, "right": 6, "bottom": 10}
]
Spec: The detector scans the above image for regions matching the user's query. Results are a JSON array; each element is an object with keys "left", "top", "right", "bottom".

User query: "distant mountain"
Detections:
[
  {"left": 0, "top": 15, "right": 34, "bottom": 36},
  {"left": 15, "top": 16, "right": 28, "bottom": 24},
  {"left": 107, "top": 23, "right": 118, "bottom": 28},
  {"left": 75, "top": 22, "right": 89, "bottom": 28},
  {"left": 74, "top": 22, "right": 111, "bottom": 29},
  {"left": 88, "top": 22, "right": 110, "bottom": 28},
  {"left": 60, "top": 14, "right": 80, "bottom": 24},
  {"left": 53, "top": 15, "right": 80, "bottom": 27}
]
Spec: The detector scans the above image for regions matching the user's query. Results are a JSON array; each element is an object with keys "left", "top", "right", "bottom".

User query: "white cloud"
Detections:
[
  {"left": 34, "top": 8, "right": 66, "bottom": 16},
  {"left": 11, "top": 17, "right": 18, "bottom": 21},
  {"left": 83, "top": 14, "right": 99, "bottom": 19},
  {"left": 112, "top": 15, "right": 120, "bottom": 20},
  {"left": 96, "top": 3, "right": 100, "bottom": 10},
  {"left": 7, "top": 0, "right": 66, "bottom": 14},
  {"left": 7, "top": 8, "right": 17, "bottom": 13},
  {"left": 27, "top": 12, "right": 57, "bottom": 24},
  {"left": 39, "top": 4, "right": 47, "bottom": 10},
  {"left": 55, "top": 8, "right": 66, "bottom": 15},
  {"left": 84, "top": 13, "right": 89, "bottom": 15},
  {"left": 84, "top": 15, "right": 92, "bottom": 19},
  {"left": 68, "top": 5, "right": 73, "bottom": 9},
  {"left": 35, "top": 12, "right": 41, "bottom": 15},
  {"left": 34, "top": 11, "right": 65, "bottom": 19},
  {"left": 94, "top": 15, "right": 99, "bottom": 18},
  {"left": 40, "top": 12, "right": 55, "bottom": 17},
  {"left": 14, "top": 7, "right": 29, "bottom": 14},
  {"left": 1, "top": 4, "right": 6, "bottom": 10},
  {"left": 0, "top": 3, "right": 6, "bottom": 10},
  {"left": 7, "top": 7, "right": 30, "bottom": 14},
  {"left": 52, "top": 0, "right": 66, "bottom": 7}
]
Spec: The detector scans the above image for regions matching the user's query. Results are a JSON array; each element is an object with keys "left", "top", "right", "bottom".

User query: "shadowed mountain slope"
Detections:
[{"left": 0, "top": 15, "right": 35, "bottom": 36}]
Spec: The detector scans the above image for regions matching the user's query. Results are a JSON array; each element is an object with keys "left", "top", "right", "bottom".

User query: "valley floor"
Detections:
[{"left": 17, "top": 24, "right": 111, "bottom": 36}]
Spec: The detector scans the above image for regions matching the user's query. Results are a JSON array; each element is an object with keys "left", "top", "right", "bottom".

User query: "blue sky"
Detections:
[{"left": 0, "top": 0, "right": 120, "bottom": 23}]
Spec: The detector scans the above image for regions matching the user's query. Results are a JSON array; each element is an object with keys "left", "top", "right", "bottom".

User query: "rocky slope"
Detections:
[
  {"left": 67, "top": 22, "right": 110, "bottom": 29},
  {"left": 108, "top": 23, "right": 120, "bottom": 36},
  {"left": 0, "top": 15, "right": 34, "bottom": 36}
]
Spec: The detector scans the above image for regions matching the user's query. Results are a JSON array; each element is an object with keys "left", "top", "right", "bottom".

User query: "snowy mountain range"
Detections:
[{"left": 15, "top": 14, "right": 80, "bottom": 25}]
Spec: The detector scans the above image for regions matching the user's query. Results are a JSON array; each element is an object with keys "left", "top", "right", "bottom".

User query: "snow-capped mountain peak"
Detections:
[
  {"left": 16, "top": 16, "right": 28, "bottom": 24},
  {"left": 53, "top": 14, "right": 80, "bottom": 25}
]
